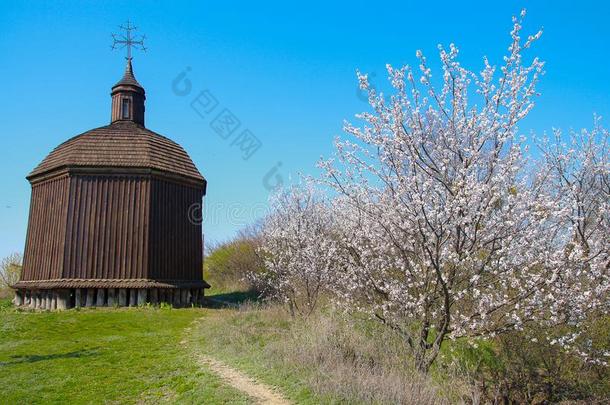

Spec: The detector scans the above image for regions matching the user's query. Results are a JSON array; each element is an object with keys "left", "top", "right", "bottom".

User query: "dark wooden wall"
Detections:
[
  {"left": 21, "top": 172, "right": 204, "bottom": 284},
  {"left": 21, "top": 175, "right": 70, "bottom": 281},
  {"left": 62, "top": 175, "right": 151, "bottom": 280},
  {"left": 149, "top": 178, "right": 203, "bottom": 281}
]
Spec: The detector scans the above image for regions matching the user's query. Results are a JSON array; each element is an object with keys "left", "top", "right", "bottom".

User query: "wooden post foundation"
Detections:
[
  {"left": 96, "top": 288, "right": 106, "bottom": 307},
  {"left": 38, "top": 291, "right": 45, "bottom": 309},
  {"left": 128, "top": 289, "right": 137, "bottom": 306},
  {"left": 173, "top": 289, "right": 181, "bottom": 307},
  {"left": 35, "top": 291, "right": 42, "bottom": 309},
  {"left": 75, "top": 289, "right": 82, "bottom": 308},
  {"left": 44, "top": 291, "right": 51, "bottom": 310},
  {"left": 137, "top": 289, "right": 147, "bottom": 306},
  {"left": 56, "top": 290, "right": 69, "bottom": 310},
  {"left": 86, "top": 289, "right": 95, "bottom": 307},
  {"left": 107, "top": 288, "right": 116, "bottom": 306},
  {"left": 192, "top": 289, "right": 199, "bottom": 307},
  {"left": 150, "top": 288, "right": 159, "bottom": 305},
  {"left": 118, "top": 289, "right": 127, "bottom": 306},
  {"left": 15, "top": 286, "right": 207, "bottom": 310},
  {"left": 181, "top": 289, "right": 188, "bottom": 307},
  {"left": 29, "top": 290, "right": 36, "bottom": 308},
  {"left": 14, "top": 290, "right": 24, "bottom": 306},
  {"left": 34, "top": 290, "right": 39, "bottom": 308}
]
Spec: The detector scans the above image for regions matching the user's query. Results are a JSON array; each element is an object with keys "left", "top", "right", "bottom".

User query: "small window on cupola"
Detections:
[{"left": 122, "top": 98, "right": 130, "bottom": 119}]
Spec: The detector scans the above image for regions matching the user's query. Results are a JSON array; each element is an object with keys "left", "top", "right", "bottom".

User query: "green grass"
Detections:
[
  {"left": 0, "top": 292, "right": 451, "bottom": 404},
  {"left": 0, "top": 299, "right": 250, "bottom": 404}
]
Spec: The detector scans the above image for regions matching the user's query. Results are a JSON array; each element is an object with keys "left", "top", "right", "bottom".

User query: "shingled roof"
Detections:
[{"left": 29, "top": 120, "right": 204, "bottom": 182}]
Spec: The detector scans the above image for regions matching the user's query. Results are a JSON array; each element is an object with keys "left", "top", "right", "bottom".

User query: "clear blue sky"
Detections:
[{"left": 1, "top": 1, "right": 609, "bottom": 259}]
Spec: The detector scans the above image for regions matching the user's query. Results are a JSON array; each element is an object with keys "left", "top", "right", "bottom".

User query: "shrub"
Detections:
[
  {"left": 439, "top": 315, "right": 610, "bottom": 403},
  {"left": 204, "top": 234, "right": 265, "bottom": 293},
  {"left": 0, "top": 253, "right": 22, "bottom": 299}
]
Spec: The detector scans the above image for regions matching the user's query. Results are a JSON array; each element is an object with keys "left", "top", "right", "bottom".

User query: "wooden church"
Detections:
[{"left": 12, "top": 29, "right": 210, "bottom": 309}]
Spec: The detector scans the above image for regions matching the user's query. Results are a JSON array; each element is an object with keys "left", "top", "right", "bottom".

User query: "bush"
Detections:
[
  {"left": 0, "top": 253, "right": 22, "bottom": 299},
  {"left": 204, "top": 234, "right": 265, "bottom": 293},
  {"left": 439, "top": 315, "right": 610, "bottom": 403}
]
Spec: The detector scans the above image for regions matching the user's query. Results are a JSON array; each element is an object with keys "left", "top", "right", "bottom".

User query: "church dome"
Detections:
[{"left": 29, "top": 121, "right": 204, "bottom": 183}]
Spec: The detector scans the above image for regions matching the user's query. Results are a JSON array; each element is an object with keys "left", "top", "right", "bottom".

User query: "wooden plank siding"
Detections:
[
  {"left": 62, "top": 175, "right": 151, "bottom": 280},
  {"left": 21, "top": 175, "right": 70, "bottom": 281},
  {"left": 19, "top": 172, "right": 205, "bottom": 288},
  {"left": 149, "top": 178, "right": 204, "bottom": 282}
]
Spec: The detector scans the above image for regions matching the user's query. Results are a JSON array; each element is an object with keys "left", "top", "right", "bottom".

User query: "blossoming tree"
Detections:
[
  {"left": 257, "top": 184, "right": 338, "bottom": 317},
  {"left": 318, "top": 10, "right": 560, "bottom": 372},
  {"left": 535, "top": 121, "right": 610, "bottom": 364},
  {"left": 257, "top": 10, "right": 608, "bottom": 372}
]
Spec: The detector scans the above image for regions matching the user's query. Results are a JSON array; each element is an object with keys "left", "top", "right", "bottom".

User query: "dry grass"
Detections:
[
  {"left": 272, "top": 310, "right": 465, "bottom": 405},
  {"left": 195, "top": 300, "right": 470, "bottom": 404},
  {"left": 0, "top": 288, "right": 14, "bottom": 300}
]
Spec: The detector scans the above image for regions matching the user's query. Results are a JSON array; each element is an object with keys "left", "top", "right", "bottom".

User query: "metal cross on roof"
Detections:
[{"left": 111, "top": 20, "right": 147, "bottom": 60}]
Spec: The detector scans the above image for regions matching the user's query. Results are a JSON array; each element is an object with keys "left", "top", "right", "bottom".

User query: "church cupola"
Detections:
[{"left": 111, "top": 58, "right": 146, "bottom": 126}]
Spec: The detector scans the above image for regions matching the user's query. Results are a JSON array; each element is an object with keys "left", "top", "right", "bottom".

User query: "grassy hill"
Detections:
[
  {"left": 2, "top": 294, "right": 608, "bottom": 404},
  {"left": 0, "top": 299, "right": 249, "bottom": 404},
  {"left": 1, "top": 294, "right": 438, "bottom": 404}
]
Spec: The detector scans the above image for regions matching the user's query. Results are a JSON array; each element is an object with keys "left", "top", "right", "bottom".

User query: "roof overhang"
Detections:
[{"left": 28, "top": 165, "right": 207, "bottom": 193}]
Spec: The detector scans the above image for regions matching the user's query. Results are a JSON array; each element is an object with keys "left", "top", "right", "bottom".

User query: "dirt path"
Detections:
[
  {"left": 196, "top": 354, "right": 291, "bottom": 405},
  {"left": 182, "top": 316, "right": 292, "bottom": 405}
]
